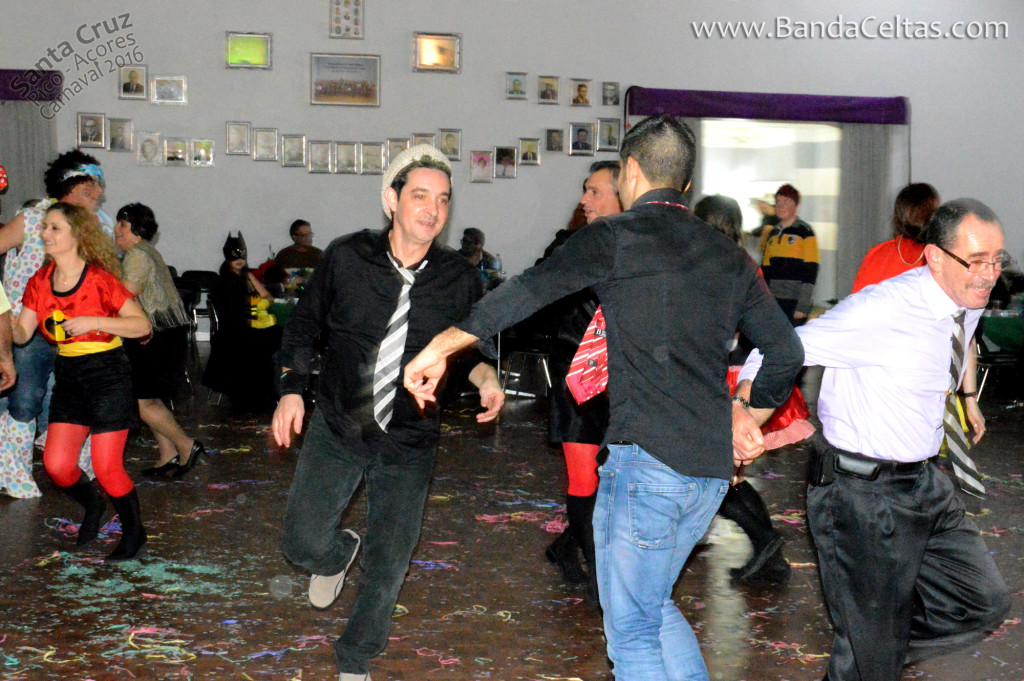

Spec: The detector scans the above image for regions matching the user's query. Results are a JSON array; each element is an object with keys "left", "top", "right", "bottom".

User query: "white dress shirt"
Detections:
[{"left": 740, "top": 266, "right": 981, "bottom": 462}]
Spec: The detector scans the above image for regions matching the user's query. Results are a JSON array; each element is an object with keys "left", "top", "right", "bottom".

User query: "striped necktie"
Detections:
[
  {"left": 943, "top": 310, "right": 985, "bottom": 497},
  {"left": 372, "top": 254, "right": 426, "bottom": 431}
]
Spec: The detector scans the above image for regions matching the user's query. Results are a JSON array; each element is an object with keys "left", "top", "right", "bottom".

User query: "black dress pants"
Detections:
[{"left": 807, "top": 451, "right": 1009, "bottom": 681}]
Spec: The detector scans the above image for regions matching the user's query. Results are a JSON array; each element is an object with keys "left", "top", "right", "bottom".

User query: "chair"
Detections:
[
  {"left": 174, "top": 278, "right": 203, "bottom": 381},
  {"left": 179, "top": 270, "right": 220, "bottom": 337},
  {"left": 976, "top": 333, "right": 1022, "bottom": 406}
]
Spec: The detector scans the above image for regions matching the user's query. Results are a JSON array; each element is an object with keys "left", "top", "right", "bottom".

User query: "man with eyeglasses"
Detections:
[
  {"left": 733, "top": 198, "right": 1012, "bottom": 681},
  {"left": 276, "top": 219, "right": 323, "bottom": 269}
]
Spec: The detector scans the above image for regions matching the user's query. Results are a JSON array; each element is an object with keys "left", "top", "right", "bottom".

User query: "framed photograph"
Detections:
[
  {"left": 506, "top": 72, "right": 527, "bottom": 100},
  {"left": 118, "top": 65, "right": 147, "bottom": 100},
  {"left": 493, "top": 146, "right": 517, "bottom": 179},
  {"left": 598, "top": 118, "right": 621, "bottom": 151},
  {"left": 136, "top": 132, "right": 163, "bottom": 166},
  {"left": 602, "top": 81, "right": 621, "bottom": 106},
  {"left": 252, "top": 128, "right": 279, "bottom": 161},
  {"left": 311, "top": 53, "right": 380, "bottom": 106},
  {"left": 413, "top": 33, "right": 461, "bottom": 73},
  {"left": 360, "top": 142, "right": 385, "bottom": 174},
  {"left": 226, "top": 32, "right": 272, "bottom": 69},
  {"left": 164, "top": 138, "right": 188, "bottom": 167},
  {"left": 386, "top": 138, "right": 409, "bottom": 165},
  {"left": 545, "top": 128, "right": 564, "bottom": 152},
  {"left": 77, "top": 113, "right": 105, "bottom": 148},
  {"left": 329, "top": 0, "right": 363, "bottom": 39},
  {"left": 469, "top": 150, "right": 493, "bottom": 183},
  {"left": 308, "top": 140, "right": 333, "bottom": 173},
  {"left": 519, "top": 138, "right": 540, "bottom": 166},
  {"left": 225, "top": 121, "right": 251, "bottom": 155},
  {"left": 568, "top": 122, "right": 596, "bottom": 156},
  {"left": 438, "top": 128, "right": 461, "bottom": 161},
  {"left": 334, "top": 141, "right": 360, "bottom": 174},
  {"left": 411, "top": 132, "right": 436, "bottom": 147},
  {"left": 151, "top": 76, "right": 187, "bottom": 105},
  {"left": 281, "top": 134, "right": 307, "bottom": 167},
  {"left": 108, "top": 118, "right": 134, "bottom": 152},
  {"left": 570, "top": 78, "right": 592, "bottom": 107},
  {"left": 190, "top": 139, "right": 215, "bottom": 167},
  {"left": 538, "top": 75, "right": 559, "bottom": 104}
]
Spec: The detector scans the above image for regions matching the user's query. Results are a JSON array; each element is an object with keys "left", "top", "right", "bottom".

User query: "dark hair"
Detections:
[
  {"left": 116, "top": 203, "right": 158, "bottom": 241},
  {"left": 588, "top": 160, "right": 621, "bottom": 183},
  {"left": 775, "top": 184, "right": 800, "bottom": 204},
  {"left": 390, "top": 155, "right": 453, "bottom": 203},
  {"left": 43, "top": 150, "right": 101, "bottom": 199},
  {"left": 694, "top": 195, "right": 743, "bottom": 244},
  {"left": 619, "top": 115, "right": 696, "bottom": 191},
  {"left": 892, "top": 183, "right": 940, "bottom": 242},
  {"left": 925, "top": 198, "right": 1000, "bottom": 249},
  {"left": 461, "top": 227, "right": 485, "bottom": 245},
  {"left": 289, "top": 219, "right": 311, "bottom": 236}
]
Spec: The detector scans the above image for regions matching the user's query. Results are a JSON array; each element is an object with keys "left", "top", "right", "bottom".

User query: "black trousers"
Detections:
[{"left": 807, "top": 445, "right": 1009, "bottom": 681}]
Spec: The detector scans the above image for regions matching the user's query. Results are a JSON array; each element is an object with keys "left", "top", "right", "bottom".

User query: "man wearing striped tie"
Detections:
[
  {"left": 272, "top": 145, "right": 503, "bottom": 681},
  {"left": 734, "top": 198, "right": 1012, "bottom": 681}
]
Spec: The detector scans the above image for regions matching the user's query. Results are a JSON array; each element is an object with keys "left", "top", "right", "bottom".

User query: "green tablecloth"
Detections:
[
  {"left": 269, "top": 300, "right": 298, "bottom": 327},
  {"left": 982, "top": 315, "right": 1024, "bottom": 352}
]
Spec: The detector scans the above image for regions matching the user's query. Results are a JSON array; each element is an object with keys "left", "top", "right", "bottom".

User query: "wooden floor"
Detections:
[{"left": 1, "top": 378, "right": 1022, "bottom": 681}]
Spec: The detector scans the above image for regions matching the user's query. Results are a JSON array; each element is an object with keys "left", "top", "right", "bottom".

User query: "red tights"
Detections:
[
  {"left": 44, "top": 423, "right": 133, "bottom": 497},
  {"left": 563, "top": 442, "right": 600, "bottom": 496}
]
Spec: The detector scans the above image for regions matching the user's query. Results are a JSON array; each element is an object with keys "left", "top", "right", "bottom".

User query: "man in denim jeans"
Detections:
[{"left": 405, "top": 116, "right": 803, "bottom": 679}]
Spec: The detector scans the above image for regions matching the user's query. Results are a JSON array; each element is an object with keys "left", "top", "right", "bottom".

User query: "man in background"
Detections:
[{"left": 276, "top": 219, "right": 322, "bottom": 269}]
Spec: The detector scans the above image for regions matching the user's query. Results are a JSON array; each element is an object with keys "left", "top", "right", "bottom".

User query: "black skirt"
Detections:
[{"left": 51, "top": 347, "right": 134, "bottom": 433}]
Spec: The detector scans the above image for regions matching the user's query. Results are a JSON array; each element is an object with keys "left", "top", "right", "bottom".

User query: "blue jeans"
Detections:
[
  {"left": 280, "top": 410, "right": 435, "bottom": 675},
  {"left": 594, "top": 443, "right": 728, "bottom": 680},
  {"left": 0, "top": 334, "right": 55, "bottom": 426}
]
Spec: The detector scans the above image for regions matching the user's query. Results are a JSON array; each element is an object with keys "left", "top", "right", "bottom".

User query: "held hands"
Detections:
[
  {"left": 732, "top": 402, "right": 766, "bottom": 467},
  {"left": 403, "top": 348, "right": 448, "bottom": 410},
  {"left": 272, "top": 394, "right": 305, "bottom": 448}
]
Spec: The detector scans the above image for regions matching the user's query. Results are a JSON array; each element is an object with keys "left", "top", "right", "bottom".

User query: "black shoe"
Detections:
[
  {"left": 546, "top": 528, "right": 588, "bottom": 584},
  {"left": 140, "top": 457, "right": 181, "bottom": 477},
  {"left": 173, "top": 441, "right": 205, "bottom": 477},
  {"left": 105, "top": 489, "right": 148, "bottom": 562},
  {"left": 730, "top": 535, "right": 790, "bottom": 583},
  {"left": 61, "top": 478, "right": 108, "bottom": 549}
]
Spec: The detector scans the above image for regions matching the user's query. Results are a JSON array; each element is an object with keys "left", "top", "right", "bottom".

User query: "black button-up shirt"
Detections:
[
  {"left": 278, "top": 229, "right": 485, "bottom": 458},
  {"left": 457, "top": 188, "right": 803, "bottom": 480}
]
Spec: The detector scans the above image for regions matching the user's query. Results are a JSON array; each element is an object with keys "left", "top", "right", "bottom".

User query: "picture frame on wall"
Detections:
[
  {"left": 360, "top": 142, "right": 385, "bottom": 174},
  {"left": 226, "top": 32, "right": 272, "bottom": 69},
  {"left": 164, "top": 138, "right": 188, "bottom": 167},
  {"left": 329, "top": 0, "right": 364, "bottom": 39},
  {"left": 334, "top": 141, "right": 360, "bottom": 174},
  {"left": 602, "top": 81, "right": 621, "bottom": 106},
  {"left": 190, "top": 139, "right": 215, "bottom": 167},
  {"left": 545, "top": 128, "right": 564, "bottom": 152},
  {"left": 281, "top": 134, "right": 307, "bottom": 167},
  {"left": 538, "top": 75, "right": 558, "bottom": 104},
  {"left": 136, "top": 132, "right": 163, "bottom": 166},
  {"left": 386, "top": 137, "right": 409, "bottom": 164},
  {"left": 151, "top": 76, "right": 187, "bottom": 105},
  {"left": 570, "top": 78, "right": 592, "bottom": 107},
  {"left": 493, "top": 146, "right": 517, "bottom": 179},
  {"left": 413, "top": 33, "right": 461, "bottom": 73},
  {"left": 438, "top": 128, "right": 461, "bottom": 161},
  {"left": 469, "top": 150, "right": 493, "bottom": 183},
  {"left": 597, "top": 118, "right": 621, "bottom": 151},
  {"left": 118, "top": 65, "right": 147, "bottom": 100},
  {"left": 77, "top": 113, "right": 105, "bottom": 148},
  {"left": 308, "top": 140, "right": 334, "bottom": 173},
  {"left": 311, "top": 53, "right": 380, "bottom": 106},
  {"left": 568, "top": 122, "right": 596, "bottom": 156},
  {"left": 252, "top": 128, "right": 279, "bottom": 161},
  {"left": 506, "top": 72, "right": 527, "bottom": 100},
  {"left": 519, "top": 138, "right": 540, "bottom": 166},
  {"left": 225, "top": 121, "right": 251, "bottom": 155},
  {"left": 411, "top": 132, "right": 436, "bottom": 147},
  {"left": 108, "top": 118, "right": 133, "bottom": 152}
]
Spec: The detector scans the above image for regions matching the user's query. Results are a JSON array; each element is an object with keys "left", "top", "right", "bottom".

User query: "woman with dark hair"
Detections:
[
  {"left": 113, "top": 203, "right": 204, "bottom": 476},
  {"left": 13, "top": 203, "right": 151, "bottom": 561},
  {"left": 694, "top": 194, "right": 743, "bottom": 244},
  {"left": 852, "top": 182, "right": 941, "bottom": 293},
  {"left": 0, "top": 150, "right": 113, "bottom": 499}
]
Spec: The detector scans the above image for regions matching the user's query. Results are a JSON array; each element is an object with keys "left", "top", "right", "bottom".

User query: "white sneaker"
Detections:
[
  {"left": 338, "top": 673, "right": 371, "bottom": 681},
  {"left": 309, "top": 529, "right": 361, "bottom": 609}
]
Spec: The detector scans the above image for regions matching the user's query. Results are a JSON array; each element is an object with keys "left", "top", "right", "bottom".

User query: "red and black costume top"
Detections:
[{"left": 22, "top": 262, "right": 133, "bottom": 357}]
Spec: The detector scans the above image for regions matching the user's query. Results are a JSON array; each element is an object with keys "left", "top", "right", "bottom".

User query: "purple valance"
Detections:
[
  {"left": 0, "top": 69, "right": 64, "bottom": 101},
  {"left": 625, "top": 86, "right": 908, "bottom": 125}
]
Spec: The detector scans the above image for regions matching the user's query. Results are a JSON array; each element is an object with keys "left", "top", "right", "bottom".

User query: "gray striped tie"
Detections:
[
  {"left": 943, "top": 310, "right": 985, "bottom": 497},
  {"left": 372, "top": 254, "right": 426, "bottom": 431}
]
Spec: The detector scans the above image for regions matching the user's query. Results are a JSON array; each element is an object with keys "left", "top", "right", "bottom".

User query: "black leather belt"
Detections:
[{"left": 833, "top": 450, "right": 931, "bottom": 480}]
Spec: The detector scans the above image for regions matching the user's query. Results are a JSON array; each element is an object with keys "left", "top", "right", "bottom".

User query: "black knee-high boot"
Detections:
[
  {"left": 717, "top": 481, "right": 789, "bottom": 582},
  {"left": 547, "top": 494, "right": 588, "bottom": 584},
  {"left": 60, "top": 477, "right": 108, "bottom": 549},
  {"left": 569, "top": 492, "right": 599, "bottom": 604},
  {"left": 105, "top": 489, "right": 148, "bottom": 562}
]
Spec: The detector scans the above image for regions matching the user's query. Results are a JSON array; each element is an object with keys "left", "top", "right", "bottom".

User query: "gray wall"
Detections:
[{"left": 2, "top": 1, "right": 1021, "bottom": 277}]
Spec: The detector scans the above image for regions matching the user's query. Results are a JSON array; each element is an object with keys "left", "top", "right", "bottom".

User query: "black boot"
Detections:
[
  {"left": 568, "top": 493, "right": 600, "bottom": 605},
  {"left": 717, "top": 481, "right": 790, "bottom": 583},
  {"left": 105, "top": 489, "right": 148, "bottom": 562},
  {"left": 60, "top": 477, "right": 107, "bottom": 549},
  {"left": 546, "top": 527, "right": 588, "bottom": 584}
]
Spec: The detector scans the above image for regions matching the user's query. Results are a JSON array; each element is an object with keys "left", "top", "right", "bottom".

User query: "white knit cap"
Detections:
[{"left": 381, "top": 144, "right": 452, "bottom": 218}]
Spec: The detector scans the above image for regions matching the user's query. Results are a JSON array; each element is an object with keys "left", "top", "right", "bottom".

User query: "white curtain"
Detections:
[{"left": 0, "top": 101, "right": 56, "bottom": 223}]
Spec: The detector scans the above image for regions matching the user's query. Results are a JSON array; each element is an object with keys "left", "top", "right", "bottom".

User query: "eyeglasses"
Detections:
[{"left": 937, "top": 246, "right": 1014, "bottom": 274}]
